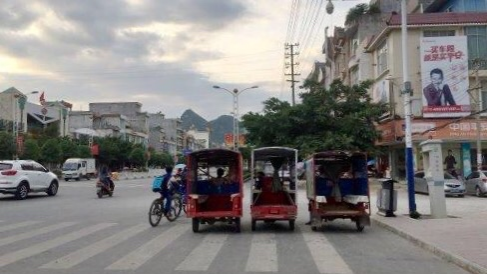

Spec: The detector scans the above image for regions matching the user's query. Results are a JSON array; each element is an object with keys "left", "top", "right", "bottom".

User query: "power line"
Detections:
[
  {"left": 296, "top": 0, "right": 313, "bottom": 44},
  {"left": 289, "top": 0, "right": 303, "bottom": 43},
  {"left": 285, "top": 0, "right": 298, "bottom": 43},
  {"left": 300, "top": 0, "right": 324, "bottom": 57}
]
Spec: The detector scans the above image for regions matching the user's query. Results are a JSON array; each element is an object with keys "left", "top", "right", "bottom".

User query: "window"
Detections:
[
  {"left": 350, "top": 66, "right": 359, "bottom": 86},
  {"left": 465, "top": 26, "right": 487, "bottom": 69},
  {"left": 33, "top": 163, "right": 46, "bottom": 172},
  {"left": 423, "top": 30, "right": 455, "bottom": 37},
  {"left": 0, "top": 163, "right": 12, "bottom": 170},
  {"left": 21, "top": 164, "right": 34, "bottom": 171},
  {"left": 415, "top": 172, "right": 424, "bottom": 178},
  {"left": 376, "top": 41, "right": 388, "bottom": 75},
  {"left": 481, "top": 81, "right": 487, "bottom": 110}
]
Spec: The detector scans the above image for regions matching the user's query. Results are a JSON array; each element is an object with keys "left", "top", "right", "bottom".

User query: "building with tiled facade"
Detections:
[{"left": 316, "top": 0, "right": 487, "bottom": 179}]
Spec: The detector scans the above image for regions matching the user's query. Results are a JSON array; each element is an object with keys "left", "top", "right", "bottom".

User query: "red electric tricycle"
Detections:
[
  {"left": 305, "top": 151, "right": 370, "bottom": 232},
  {"left": 185, "top": 149, "right": 243, "bottom": 233},
  {"left": 250, "top": 146, "right": 298, "bottom": 231}
]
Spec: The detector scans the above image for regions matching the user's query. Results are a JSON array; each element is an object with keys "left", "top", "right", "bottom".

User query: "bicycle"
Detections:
[
  {"left": 148, "top": 196, "right": 180, "bottom": 227},
  {"left": 173, "top": 183, "right": 187, "bottom": 215}
]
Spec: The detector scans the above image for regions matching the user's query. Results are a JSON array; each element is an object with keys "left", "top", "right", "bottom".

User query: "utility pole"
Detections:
[
  {"left": 473, "top": 58, "right": 484, "bottom": 170},
  {"left": 285, "top": 43, "right": 300, "bottom": 106}
]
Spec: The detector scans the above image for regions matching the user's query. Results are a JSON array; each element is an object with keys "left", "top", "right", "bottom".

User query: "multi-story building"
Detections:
[
  {"left": 0, "top": 88, "right": 71, "bottom": 137},
  {"left": 186, "top": 127, "right": 210, "bottom": 149},
  {"left": 320, "top": 0, "right": 487, "bottom": 178},
  {"left": 148, "top": 113, "right": 166, "bottom": 153},
  {"left": 161, "top": 118, "right": 184, "bottom": 156},
  {"left": 88, "top": 102, "right": 149, "bottom": 146}
]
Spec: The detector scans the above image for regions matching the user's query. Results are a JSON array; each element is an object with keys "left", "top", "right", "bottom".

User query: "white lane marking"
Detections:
[
  {"left": 0, "top": 221, "right": 41, "bottom": 233},
  {"left": 303, "top": 232, "right": 353, "bottom": 274},
  {"left": 106, "top": 225, "right": 189, "bottom": 270},
  {"left": 40, "top": 224, "right": 148, "bottom": 269},
  {"left": 0, "top": 222, "right": 76, "bottom": 247},
  {"left": 0, "top": 223, "right": 116, "bottom": 268},
  {"left": 245, "top": 233, "right": 278, "bottom": 272},
  {"left": 175, "top": 234, "right": 229, "bottom": 271}
]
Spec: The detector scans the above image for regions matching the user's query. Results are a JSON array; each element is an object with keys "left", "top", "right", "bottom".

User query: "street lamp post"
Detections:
[
  {"left": 401, "top": 0, "right": 420, "bottom": 218},
  {"left": 212, "top": 85, "right": 259, "bottom": 150}
]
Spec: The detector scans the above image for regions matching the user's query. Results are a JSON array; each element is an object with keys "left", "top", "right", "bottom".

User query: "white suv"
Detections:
[{"left": 0, "top": 160, "right": 59, "bottom": 200}]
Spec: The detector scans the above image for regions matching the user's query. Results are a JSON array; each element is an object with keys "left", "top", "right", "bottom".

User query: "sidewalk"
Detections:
[
  {"left": 112, "top": 169, "right": 163, "bottom": 181},
  {"left": 370, "top": 180, "right": 487, "bottom": 274}
]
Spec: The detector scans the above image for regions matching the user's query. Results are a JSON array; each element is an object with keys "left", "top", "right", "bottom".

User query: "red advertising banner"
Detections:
[
  {"left": 91, "top": 144, "right": 99, "bottom": 156},
  {"left": 224, "top": 133, "right": 233, "bottom": 147}
]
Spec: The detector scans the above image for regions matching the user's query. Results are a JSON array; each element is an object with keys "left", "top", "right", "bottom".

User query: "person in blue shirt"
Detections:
[{"left": 160, "top": 166, "right": 174, "bottom": 216}]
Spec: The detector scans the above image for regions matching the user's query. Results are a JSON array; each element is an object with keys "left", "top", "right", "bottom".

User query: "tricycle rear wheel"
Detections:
[
  {"left": 251, "top": 219, "right": 256, "bottom": 231},
  {"left": 235, "top": 218, "right": 241, "bottom": 233},
  {"left": 356, "top": 220, "right": 365, "bottom": 232},
  {"left": 192, "top": 218, "right": 199, "bottom": 233},
  {"left": 289, "top": 220, "right": 295, "bottom": 231}
]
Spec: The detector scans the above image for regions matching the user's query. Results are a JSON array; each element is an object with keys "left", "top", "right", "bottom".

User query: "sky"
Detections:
[{"left": 0, "top": 0, "right": 366, "bottom": 121}]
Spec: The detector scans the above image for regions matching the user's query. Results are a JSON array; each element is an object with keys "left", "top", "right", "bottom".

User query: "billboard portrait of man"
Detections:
[
  {"left": 420, "top": 36, "right": 470, "bottom": 118},
  {"left": 423, "top": 68, "right": 456, "bottom": 106}
]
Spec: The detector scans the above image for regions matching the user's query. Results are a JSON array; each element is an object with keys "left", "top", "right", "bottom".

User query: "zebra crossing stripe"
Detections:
[
  {"left": 0, "top": 223, "right": 116, "bottom": 268},
  {"left": 245, "top": 233, "right": 278, "bottom": 272},
  {"left": 106, "top": 224, "right": 189, "bottom": 270},
  {"left": 40, "top": 224, "right": 148, "bottom": 269},
  {"left": 0, "top": 222, "right": 76, "bottom": 247},
  {"left": 0, "top": 221, "right": 41, "bottom": 233},
  {"left": 302, "top": 232, "right": 353, "bottom": 274},
  {"left": 175, "top": 234, "right": 229, "bottom": 271}
]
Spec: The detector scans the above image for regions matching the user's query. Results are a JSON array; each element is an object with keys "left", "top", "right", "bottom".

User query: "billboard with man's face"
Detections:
[{"left": 420, "top": 36, "right": 470, "bottom": 118}]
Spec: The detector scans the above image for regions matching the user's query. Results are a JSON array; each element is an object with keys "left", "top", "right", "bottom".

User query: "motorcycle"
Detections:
[{"left": 96, "top": 177, "right": 114, "bottom": 198}]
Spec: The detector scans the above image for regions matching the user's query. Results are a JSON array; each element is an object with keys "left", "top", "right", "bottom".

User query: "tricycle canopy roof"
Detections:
[
  {"left": 309, "top": 150, "right": 366, "bottom": 162},
  {"left": 252, "top": 146, "right": 298, "bottom": 161},
  {"left": 187, "top": 148, "right": 241, "bottom": 166}
]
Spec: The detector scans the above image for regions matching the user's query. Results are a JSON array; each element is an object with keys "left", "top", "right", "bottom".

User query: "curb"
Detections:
[{"left": 372, "top": 218, "right": 487, "bottom": 274}]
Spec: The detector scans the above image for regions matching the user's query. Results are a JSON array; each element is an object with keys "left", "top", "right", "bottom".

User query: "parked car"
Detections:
[
  {"left": 464, "top": 170, "right": 487, "bottom": 197},
  {"left": 414, "top": 171, "right": 465, "bottom": 197},
  {"left": 0, "top": 160, "right": 59, "bottom": 200}
]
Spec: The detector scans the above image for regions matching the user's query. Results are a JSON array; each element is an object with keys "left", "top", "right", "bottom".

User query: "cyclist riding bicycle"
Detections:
[{"left": 159, "top": 166, "right": 174, "bottom": 216}]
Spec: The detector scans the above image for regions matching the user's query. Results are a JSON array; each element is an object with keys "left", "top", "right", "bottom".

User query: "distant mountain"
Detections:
[
  {"left": 180, "top": 109, "right": 235, "bottom": 146},
  {"left": 209, "top": 115, "right": 234, "bottom": 145},
  {"left": 181, "top": 109, "right": 207, "bottom": 131}
]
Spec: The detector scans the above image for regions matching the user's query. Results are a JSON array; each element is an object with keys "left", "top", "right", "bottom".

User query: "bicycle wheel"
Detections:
[
  {"left": 148, "top": 199, "right": 163, "bottom": 227},
  {"left": 172, "top": 195, "right": 183, "bottom": 218},
  {"left": 165, "top": 206, "right": 178, "bottom": 222}
]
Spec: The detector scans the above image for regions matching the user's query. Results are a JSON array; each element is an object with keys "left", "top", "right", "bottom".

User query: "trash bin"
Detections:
[{"left": 377, "top": 178, "right": 397, "bottom": 217}]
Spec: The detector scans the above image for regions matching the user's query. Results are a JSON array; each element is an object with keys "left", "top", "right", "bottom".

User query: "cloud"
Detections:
[{"left": 0, "top": 0, "right": 357, "bottom": 121}]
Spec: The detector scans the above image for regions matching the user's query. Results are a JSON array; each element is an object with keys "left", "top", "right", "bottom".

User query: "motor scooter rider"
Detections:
[{"left": 99, "top": 166, "right": 114, "bottom": 190}]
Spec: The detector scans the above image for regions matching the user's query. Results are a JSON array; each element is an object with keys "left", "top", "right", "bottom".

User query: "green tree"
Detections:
[
  {"left": 41, "top": 139, "right": 62, "bottom": 165},
  {"left": 77, "top": 145, "right": 92, "bottom": 158},
  {"left": 95, "top": 137, "right": 120, "bottom": 168},
  {"left": 115, "top": 139, "right": 134, "bottom": 169},
  {"left": 345, "top": 3, "right": 381, "bottom": 26},
  {"left": 161, "top": 152, "right": 174, "bottom": 167},
  {"left": 0, "top": 132, "right": 15, "bottom": 159},
  {"left": 44, "top": 123, "right": 60, "bottom": 139},
  {"left": 148, "top": 151, "right": 164, "bottom": 168},
  {"left": 129, "top": 147, "right": 147, "bottom": 167},
  {"left": 60, "top": 137, "right": 78, "bottom": 162},
  {"left": 242, "top": 80, "right": 388, "bottom": 157},
  {"left": 22, "top": 139, "right": 41, "bottom": 161}
]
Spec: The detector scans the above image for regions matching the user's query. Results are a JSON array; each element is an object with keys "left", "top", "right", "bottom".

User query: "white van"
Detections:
[{"left": 62, "top": 158, "right": 96, "bottom": 181}]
